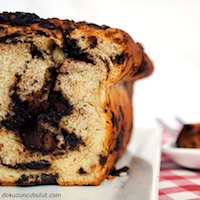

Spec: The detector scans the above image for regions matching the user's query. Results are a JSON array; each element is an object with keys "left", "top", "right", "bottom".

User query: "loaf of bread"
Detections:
[
  {"left": 0, "top": 12, "right": 153, "bottom": 186},
  {"left": 176, "top": 124, "right": 200, "bottom": 148}
]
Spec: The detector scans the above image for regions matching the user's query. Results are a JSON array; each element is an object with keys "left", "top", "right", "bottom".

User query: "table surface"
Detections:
[{"left": 159, "top": 131, "right": 200, "bottom": 200}]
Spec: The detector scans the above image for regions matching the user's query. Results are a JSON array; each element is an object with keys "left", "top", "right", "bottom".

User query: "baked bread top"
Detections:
[{"left": 0, "top": 12, "right": 153, "bottom": 86}]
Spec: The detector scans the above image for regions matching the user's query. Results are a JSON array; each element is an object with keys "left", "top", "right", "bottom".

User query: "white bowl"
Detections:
[{"left": 162, "top": 141, "right": 200, "bottom": 169}]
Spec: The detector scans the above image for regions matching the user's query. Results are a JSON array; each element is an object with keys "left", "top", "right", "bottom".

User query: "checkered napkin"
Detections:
[{"left": 159, "top": 131, "right": 200, "bottom": 200}]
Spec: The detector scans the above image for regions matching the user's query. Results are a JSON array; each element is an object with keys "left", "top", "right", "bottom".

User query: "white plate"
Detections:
[
  {"left": 0, "top": 128, "right": 161, "bottom": 200},
  {"left": 163, "top": 141, "right": 200, "bottom": 169}
]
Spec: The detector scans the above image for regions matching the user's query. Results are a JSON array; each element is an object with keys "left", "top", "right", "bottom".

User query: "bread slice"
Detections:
[
  {"left": 0, "top": 12, "right": 153, "bottom": 186},
  {"left": 176, "top": 124, "right": 200, "bottom": 148}
]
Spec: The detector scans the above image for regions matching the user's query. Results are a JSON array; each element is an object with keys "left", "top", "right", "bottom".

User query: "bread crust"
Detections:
[{"left": 0, "top": 12, "right": 153, "bottom": 186}]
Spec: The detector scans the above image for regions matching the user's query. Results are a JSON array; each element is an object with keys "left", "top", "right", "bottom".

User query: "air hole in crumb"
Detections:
[{"left": 79, "top": 108, "right": 85, "bottom": 115}]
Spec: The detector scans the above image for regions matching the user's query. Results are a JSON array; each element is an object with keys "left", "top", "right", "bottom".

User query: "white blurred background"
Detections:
[{"left": 1, "top": 0, "right": 200, "bottom": 128}]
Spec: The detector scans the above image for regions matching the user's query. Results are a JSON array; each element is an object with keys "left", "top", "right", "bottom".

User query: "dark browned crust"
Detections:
[{"left": 0, "top": 12, "right": 109, "bottom": 31}]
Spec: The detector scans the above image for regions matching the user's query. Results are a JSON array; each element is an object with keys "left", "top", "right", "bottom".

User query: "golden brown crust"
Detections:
[{"left": 101, "top": 81, "right": 133, "bottom": 182}]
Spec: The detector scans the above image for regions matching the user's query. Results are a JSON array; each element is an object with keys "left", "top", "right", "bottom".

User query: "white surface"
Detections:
[
  {"left": 0, "top": 129, "right": 161, "bottom": 200},
  {"left": 0, "top": 0, "right": 200, "bottom": 128},
  {"left": 163, "top": 141, "right": 200, "bottom": 169},
  {"left": 119, "top": 128, "right": 162, "bottom": 200}
]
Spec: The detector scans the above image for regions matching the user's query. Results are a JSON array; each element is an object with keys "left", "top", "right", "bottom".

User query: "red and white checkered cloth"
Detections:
[{"left": 159, "top": 131, "right": 200, "bottom": 200}]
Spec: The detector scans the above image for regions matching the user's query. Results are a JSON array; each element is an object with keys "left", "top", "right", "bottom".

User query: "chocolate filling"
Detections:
[
  {"left": 0, "top": 12, "right": 41, "bottom": 26},
  {"left": 2, "top": 160, "right": 50, "bottom": 170},
  {"left": 0, "top": 33, "right": 21, "bottom": 43},
  {"left": 99, "top": 154, "right": 107, "bottom": 166},
  {"left": 183, "top": 124, "right": 193, "bottom": 131},
  {"left": 87, "top": 23, "right": 110, "bottom": 30},
  {"left": 39, "top": 20, "right": 56, "bottom": 30},
  {"left": 134, "top": 59, "right": 147, "bottom": 76},
  {"left": 109, "top": 166, "right": 129, "bottom": 176},
  {"left": 16, "top": 174, "right": 29, "bottom": 186},
  {"left": 87, "top": 23, "right": 103, "bottom": 30},
  {"left": 62, "top": 129, "right": 85, "bottom": 150},
  {"left": 114, "top": 124, "right": 125, "bottom": 151},
  {"left": 0, "top": 12, "right": 56, "bottom": 30},
  {"left": 30, "top": 44, "right": 43, "bottom": 59},
  {"left": 79, "top": 167, "right": 87, "bottom": 174},
  {"left": 111, "top": 111, "right": 118, "bottom": 130},
  {"left": 40, "top": 173, "right": 58, "bottom": 185},
  {"left": 0, "top": 62, "right": 75, "bottom": 154},
  {"left": 62, "top": 36, "right": 94, "bottom": 64},
  {"left": 88, "top": 36, "right": 97, "bottom": 48},
  {"left": 16, "top": 173, "right": 58, "bottom": 186},
  {"left": 115, "top": 52, "right": 125, "bottom": 65}
]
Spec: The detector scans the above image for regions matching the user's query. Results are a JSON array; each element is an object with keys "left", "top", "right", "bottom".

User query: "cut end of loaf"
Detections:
[{"left": 0, "top": 12, "right": 153, "bottom": 186}]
